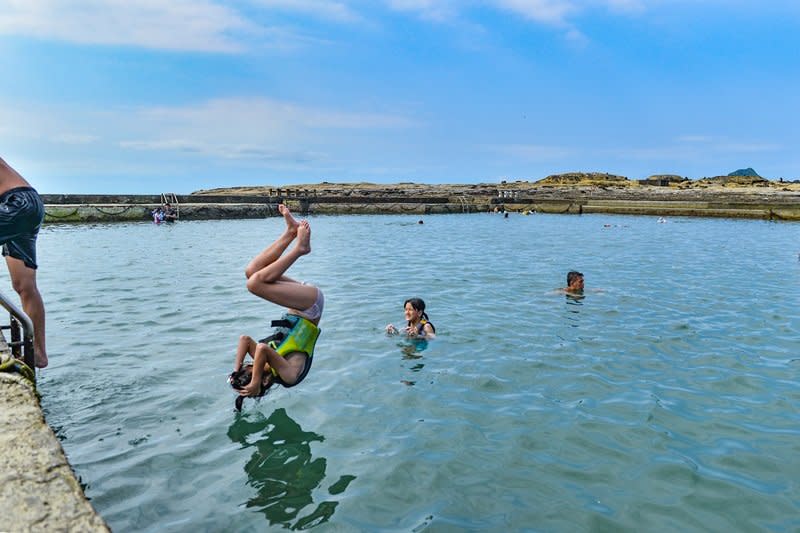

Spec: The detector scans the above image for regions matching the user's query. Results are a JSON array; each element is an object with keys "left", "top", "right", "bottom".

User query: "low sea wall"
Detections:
[
  {"left": 0, "top": 337, "right": 109, "bottom": 531},
  {"left": 508, "top": 199, "right": 800, "bottom": 220},
  {"left": 41, "top": 192, "right": 800, "bottom": 222}
]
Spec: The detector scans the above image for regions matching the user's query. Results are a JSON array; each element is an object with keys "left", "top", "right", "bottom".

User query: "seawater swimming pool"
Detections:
[{"left": 26, "top": 213, "right": 800, "bottom": 531}]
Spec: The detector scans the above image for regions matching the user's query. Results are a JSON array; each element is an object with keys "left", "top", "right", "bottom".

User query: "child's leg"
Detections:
[
  {"left": 240, "top": 343, "right": 307, "bottom": 396},
  {"left": 246, "top": 220, "right": 318, "bottom": 311},
  {"left": 245, "top": 204, "right": 299, "bottom": 279},
  {"left": 234, "top": 335, "right": 257, "bottom": 371}
]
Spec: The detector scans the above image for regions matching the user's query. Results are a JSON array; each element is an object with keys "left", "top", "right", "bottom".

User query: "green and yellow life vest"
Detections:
[{"left": 267, "top": 314, "right": 320, "bottom": 358}]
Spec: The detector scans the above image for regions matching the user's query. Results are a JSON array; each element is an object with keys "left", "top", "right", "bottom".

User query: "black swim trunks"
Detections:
[{"left": 0, "top": 187, "right": 45, "bottom": 269}]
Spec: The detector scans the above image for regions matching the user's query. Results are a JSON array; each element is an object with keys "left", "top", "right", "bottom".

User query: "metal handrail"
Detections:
[{"left": 0, "top": 290, "right": 35, "bottom": 371}]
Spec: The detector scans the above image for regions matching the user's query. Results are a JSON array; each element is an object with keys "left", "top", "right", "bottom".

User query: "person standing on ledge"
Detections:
[{"left": 0, "top": 157, "right": 47, "bottom": 368}]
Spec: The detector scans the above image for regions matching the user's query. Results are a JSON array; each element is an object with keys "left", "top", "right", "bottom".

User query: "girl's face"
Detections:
[{"left": 404, "top": 302, "right": 421, "bottom": 322}]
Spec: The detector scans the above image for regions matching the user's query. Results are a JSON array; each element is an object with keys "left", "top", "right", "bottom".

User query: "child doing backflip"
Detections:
[{"left": 229, "top": 205, "right": 324, "bottom": 408}]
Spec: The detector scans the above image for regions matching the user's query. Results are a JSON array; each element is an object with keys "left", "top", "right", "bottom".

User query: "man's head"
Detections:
[{"left": 566, "top": 271, "right": 584, "bottom": 292}]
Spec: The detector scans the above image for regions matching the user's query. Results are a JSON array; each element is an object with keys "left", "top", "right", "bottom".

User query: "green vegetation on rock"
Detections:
[{"left": 728, "top": 167, "right": 760, "bottom": 177}]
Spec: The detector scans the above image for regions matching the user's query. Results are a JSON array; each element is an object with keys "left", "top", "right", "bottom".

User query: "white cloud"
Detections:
[
  {"left": 133, "top": 97, "right": 416, "bottom": 134},
  {"left": 386, "top": 0, "right": 580, "bottom": 25},
  {"left": 253, "top": 0, "right": 363, "bottom": 23},
  {"left": 0, "top": 0, "right": 657, "bottom": 53},
  {"left": 384, "top": 0, "right": 652, "bottom": 36},
  {"left": 387, "top": 0, "right": 459, "bottom": 21},
  {"left": 2, "top": 97, "right": 416, "bottom": 165},
  {"left": 119, "top": 139, "right": 320, "bottom": 162},
  {"left": 492, "top": 0, "right": 576, "bottom": 26},
  {"left": 599, "top": 0, "right": 644, "bottom": 14},
  {"left": 0, "top": 0, "right": 254, "bottom": 52}
]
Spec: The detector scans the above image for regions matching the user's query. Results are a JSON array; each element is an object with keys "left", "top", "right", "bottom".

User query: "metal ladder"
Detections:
[
  {"left": 160, "top": 192, "right": 179, "bottom": 220},
  {"left": 0, "top": 290, "right": 35, "bottom": 373}
]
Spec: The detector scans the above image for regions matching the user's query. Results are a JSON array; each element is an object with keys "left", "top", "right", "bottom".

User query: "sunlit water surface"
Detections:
[{"left": 18, "top": 213, "right": 800, "bottom": 531}]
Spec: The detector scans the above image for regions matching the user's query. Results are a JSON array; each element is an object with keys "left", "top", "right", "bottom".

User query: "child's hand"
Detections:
[
  {"left": 238, "top": 381, "right": 262, "bottom": 397},
  {"left": 386, "top": 324, "right": 398, "bottom": 335}
]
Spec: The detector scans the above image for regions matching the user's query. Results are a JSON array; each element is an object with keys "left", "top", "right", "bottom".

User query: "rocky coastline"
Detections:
[{"left": 43, "top": 172, "right": 800, "bottom": 222}]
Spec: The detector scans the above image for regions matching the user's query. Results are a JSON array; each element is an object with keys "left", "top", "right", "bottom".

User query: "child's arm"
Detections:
[{"left": 240, "top": 341, "right": 305, "bottom": 396}]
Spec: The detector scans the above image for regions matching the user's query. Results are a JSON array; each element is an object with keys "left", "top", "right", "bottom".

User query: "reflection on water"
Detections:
[
  {"left": 399, "top": 338, "right": 428, "bottom": 360},
  {"left": 564, "top": 292, "right": 585, "bottom": 304},
  {"left": 563, "top": 293, "right": 584, "bottom": 330},
  {"left": 399, "top": 339, "right": 428, "bottom": 386},
  {"left": 227, "top": 408, "right": 356, "bottom": 530}
]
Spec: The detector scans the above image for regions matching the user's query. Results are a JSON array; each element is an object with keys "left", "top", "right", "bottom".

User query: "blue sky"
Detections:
[{"left": 1, "top": 1, "right": 798, "bottom": 194}]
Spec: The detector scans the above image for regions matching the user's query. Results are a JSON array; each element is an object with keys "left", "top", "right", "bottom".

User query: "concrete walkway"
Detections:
[{"left": 0, "top": 337, "right": 108, "bottom": 531}]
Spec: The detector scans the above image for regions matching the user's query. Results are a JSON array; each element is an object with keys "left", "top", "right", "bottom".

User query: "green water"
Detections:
[{"left": 26, "top": 213, "right": 800, "bottom": 531}]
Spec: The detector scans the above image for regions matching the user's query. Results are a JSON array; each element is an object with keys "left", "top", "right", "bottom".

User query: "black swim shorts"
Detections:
[{"left": 0, "top": 187, "right": 45, "bottom": 269}]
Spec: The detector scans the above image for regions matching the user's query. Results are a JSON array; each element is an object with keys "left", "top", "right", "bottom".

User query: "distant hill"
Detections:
[{"left": 728, "top": 167, "right": 760, "bottom": 177}]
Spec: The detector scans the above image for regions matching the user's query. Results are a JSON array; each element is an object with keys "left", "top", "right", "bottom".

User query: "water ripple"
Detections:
[{"left": 26, "top": 214, "right": 800, "bottom": 532}]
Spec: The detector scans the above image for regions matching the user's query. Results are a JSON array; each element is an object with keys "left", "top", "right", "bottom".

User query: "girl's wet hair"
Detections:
[{"left": 229, "top": 365, "right": 273, "bottom": 411}]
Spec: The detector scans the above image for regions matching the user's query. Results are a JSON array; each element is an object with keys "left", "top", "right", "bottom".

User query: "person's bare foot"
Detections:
[
  {"left": 278, "top": 204, "right": 299, "bottom": 235},
  {"left": 295, "top": 220, "right": 311, "bottom": 255},
  {"left": 35, "top": 345, "right": 48, "bottom": 368}
]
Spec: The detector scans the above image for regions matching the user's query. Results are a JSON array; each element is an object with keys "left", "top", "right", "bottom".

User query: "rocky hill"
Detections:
[{"left": 192, "top": 171, "right": 799, "bottom": 198}]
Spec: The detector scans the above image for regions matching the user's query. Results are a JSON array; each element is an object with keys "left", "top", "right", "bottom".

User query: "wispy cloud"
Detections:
[
  {"left": 600, "top": 0, "right": 645, "bottom": 14},
  {"left": 119, "top": 139, "right": 320, "bottom": 162},
  {"left": 252, "top": 0, "right": 363, "bottom": 23},
  {"left": 2, "top": 97, "right": 416, "bottom": 165},
  {"left": 381, "top": 0, "right": 656, "bottom": 44},
  {"left": 493, "top": 0, "right": 576, "bottom": 26},
  {"left": 0, "top": 0, "right": 653, "bottom": 53},
  {"left": 384, "top": 0, "right": 621, "bottom": 40},
  {"left": 387, "top": 0, "right": 459, "bottom": 21},
  {"left": 133, "top": 97, "right": 416, "bottom": 133},
  {"left": 0, "top": 0, "right": 254, "bottom": 52}
]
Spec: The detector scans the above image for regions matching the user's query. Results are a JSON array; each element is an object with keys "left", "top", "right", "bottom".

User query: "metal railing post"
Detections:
[{"left": 0, "top": 290, "right": 35, "bottom": 372}]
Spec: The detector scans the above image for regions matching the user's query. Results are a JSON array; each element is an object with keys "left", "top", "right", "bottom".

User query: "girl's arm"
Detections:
[
  {"left": 422, "top": 323, "right": 436, "bottom": 339},
  {"left": 240, "top": 342, "right": 301, "bottom": 396}
]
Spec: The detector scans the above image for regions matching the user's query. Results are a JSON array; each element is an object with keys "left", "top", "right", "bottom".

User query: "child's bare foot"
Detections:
[
  {"left": 278, "top": 204, "right": 300, "bottom": 235},
  {"left": 295, "top": 220, "right": 311, "bottom": 255}
]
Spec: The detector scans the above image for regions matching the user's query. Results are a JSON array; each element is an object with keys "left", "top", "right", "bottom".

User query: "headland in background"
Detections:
[{"left": 43, "top": 171, "right": 800, "bottom": 222}]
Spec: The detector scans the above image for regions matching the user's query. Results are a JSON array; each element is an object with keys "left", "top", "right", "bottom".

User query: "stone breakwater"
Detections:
[{"left": 41, "top": 186, "right": 800, "bottom": 222}]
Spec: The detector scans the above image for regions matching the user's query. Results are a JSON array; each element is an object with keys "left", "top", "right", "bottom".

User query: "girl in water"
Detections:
[
  {"left": 386, "top": 298, "right": 436, "bottom": 339},
  {"left": 230, "top": 205, "right": 324, "bottom": 404}
]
